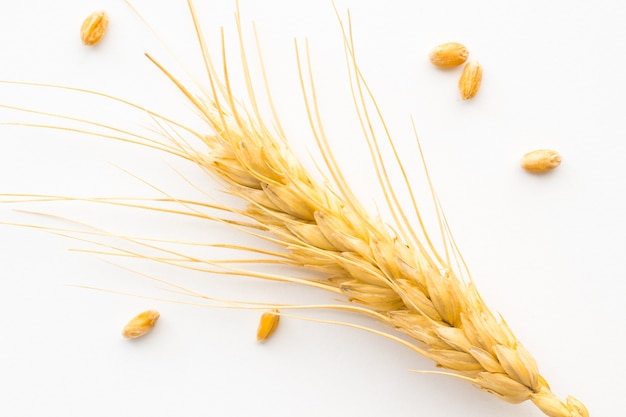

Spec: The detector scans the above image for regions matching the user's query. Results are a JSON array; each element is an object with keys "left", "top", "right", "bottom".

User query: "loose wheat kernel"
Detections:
[
  {"left": 80, "top": 10, "right": 109, "bottom": 46},
  {"left": 429, "top": 42, "right": 469, "bottom": 68},
  {"left": 521, "top": 149, "right": 562, "bottom": 172},
  {"left": 122, "top": 310, "right": 160, "bottom": 339},
  {"left": 458, "top": 60, "right": 483, "bottom": 100},
  {"left": 256, "top": 309, "right": 280, "bottom": 342}
]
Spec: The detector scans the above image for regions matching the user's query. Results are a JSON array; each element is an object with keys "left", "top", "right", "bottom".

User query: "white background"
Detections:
[{"left": 0, "top": 0, "right": 624, "bottom": 416}]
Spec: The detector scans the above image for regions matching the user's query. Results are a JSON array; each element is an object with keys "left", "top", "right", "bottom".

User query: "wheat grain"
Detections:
[
  {"left": 122, "top": 309, "right": 160, "bottom": 338},
  {"left": 257, "top": 309, "right": 280, "bottom": 342},
  {"left": 458, "top": 60, "right": 483, "bottom": 100},
  {"left": 429, "top": 42, "right": 469, "bottom": 67},
  {"left": 80, "top": 10, "right": 109, "bottom": 46},
  {"left": 521, "top": 149, "right": 562, "bottom": 172}
]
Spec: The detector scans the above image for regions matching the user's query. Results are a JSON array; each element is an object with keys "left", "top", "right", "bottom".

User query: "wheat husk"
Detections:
[{"left": 1, "top": 1, "right": 587, "bottom": 416}]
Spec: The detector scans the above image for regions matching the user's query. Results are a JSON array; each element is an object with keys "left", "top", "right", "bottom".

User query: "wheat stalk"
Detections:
[{"left": 1, "top": 1, "right": 587, "bottom": 416}]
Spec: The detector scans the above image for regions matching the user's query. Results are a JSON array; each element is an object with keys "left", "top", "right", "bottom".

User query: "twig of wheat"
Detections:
[{"left": 1, "top": 1, "right": 587, "bottom": 416}]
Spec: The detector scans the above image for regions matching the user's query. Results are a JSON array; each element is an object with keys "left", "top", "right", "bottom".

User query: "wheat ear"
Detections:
[
  {"left": 89, "top": 2, "right": 585, "bottom": 416},
  {"left": 2, "top": 1, "right": 587, "bottom": 416}
]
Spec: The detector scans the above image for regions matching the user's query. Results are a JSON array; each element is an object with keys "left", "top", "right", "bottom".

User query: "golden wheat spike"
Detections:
[
  {"left": 1, "top": 1, "right": 587, "bottom": 416},
  {"left": 94, "top": 1, "right": 585, "bottom": 416}
]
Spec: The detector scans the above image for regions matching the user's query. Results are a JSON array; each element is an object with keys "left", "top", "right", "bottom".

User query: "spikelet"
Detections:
[{"left": 1, "top": 1, "right": 587, "bottom": 416}]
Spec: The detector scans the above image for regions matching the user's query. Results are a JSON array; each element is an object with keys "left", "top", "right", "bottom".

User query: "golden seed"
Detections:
[
  {"left": 80, "top": 10, "right": 109, "bottom": 46},
  {"left": 428, "top": 42, "right": 469, "bottom": 67},
  {"left": 256, "top": 309, "right": 280, "bottom": 342},
  {"left": 458, "top": 60, "right": 483, "bottom": 100},
  {"left": 521, "top": 149, "right": 562, "bottom": 172},
  {"left": 122, "top": 309, "right": 160, "bottom": 339}
]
